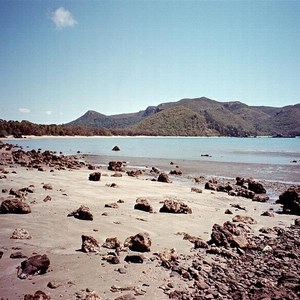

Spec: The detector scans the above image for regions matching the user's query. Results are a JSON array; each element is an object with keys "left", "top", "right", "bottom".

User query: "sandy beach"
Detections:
[{"left": 0, "top": 143, "right": 299, "bottom": 299}]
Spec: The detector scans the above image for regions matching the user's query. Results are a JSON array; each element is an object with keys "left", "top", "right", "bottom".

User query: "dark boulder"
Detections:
[
  {"left": 67, "top": 205, "right": 93, "bottom": 221},
  {"left": 277, "top": 186, "right": 300, "bottom": 215},
  {"left": 248, "top": 180, "right": 266, "bottom": 194},
  {"left": 134, "top": 197, "right": 153, "bottom": 213},
  {"left": 124, "top": 232, "right": 151, "bottom": 252},
  {"left": 0, "top": 199, "right": 31, "bottom": 214},
  {"left": 112, "top": 146, "right": 120, "bottom": 151},
  {"left": 89, "top": 172, "right": 101, "bottom": 181},
  {"left": 157, "top": 172, "right": 171, "bottom": 183},
  {"left": 108, "top": 161, "right": 125, "bottom": 172},
  {"left": 18, "top": 254, "right": 50, "bottom": 279}
]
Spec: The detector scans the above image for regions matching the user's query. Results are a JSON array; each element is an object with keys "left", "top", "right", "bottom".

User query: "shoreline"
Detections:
[{"left": 0, "top": 142, "right": 299, "bottom": 299}]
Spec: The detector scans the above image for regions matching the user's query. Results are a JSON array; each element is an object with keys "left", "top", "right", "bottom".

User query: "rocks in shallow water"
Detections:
[
  {"left": 18, "top": 254, "right": 50, "bottom": 279},
  {"left": 232, "top": 215, "right": 257, "bottom": 224},
  {"left": 0, "top": 199, "right": 31, "bottom": 214},
  {"left": 89, "top": 172, "right": 101, "bottom": 181},
  {"left": 159, "top": 199, "right": 192, "bottom": 214},
  {"left": 134, "top": 197, "right": 153, "bottom": 213},
  {"left": 169, "top": 169, "right": 182, "bottom": 176},
  {"left": 124, "top": 232, "right": 151, "bottom": 252},
  {"left": 68, "top": 205, "right": 93, "bottom": 221},
  {"left": 10, "top": 228, "right": 32, "bottom": 239},
  {"left": 81, "top": 235, "right": 100, "bottom": 253},
  {"left": 277, "top": 185, "right": 300, "bottom": 215}
]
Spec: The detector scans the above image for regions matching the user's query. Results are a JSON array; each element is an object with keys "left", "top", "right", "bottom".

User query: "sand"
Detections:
[{"left": 0, "top": 146, "right": 298, "bottom": 299}]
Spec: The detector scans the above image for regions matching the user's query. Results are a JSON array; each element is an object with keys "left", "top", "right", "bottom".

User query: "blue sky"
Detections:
[{"left": 1, "top": 0, "right": 300, "bottom": 124}]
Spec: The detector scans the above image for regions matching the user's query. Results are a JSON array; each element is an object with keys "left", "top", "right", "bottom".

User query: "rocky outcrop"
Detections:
[
  {"left": 68, "top": 205, "right": 94, "bottom": 221},
  {"left": 159, "top": 199, "right": 192, "bottom": 214},
  {"left": 248, "top": 180, "right": 266, "bottom": 194},
  {"left": 24, "top": 291, "right": 52, "bottom": 300},
  {"left": 277, "top": 186, "right": 300, "bottom": 215},
  {"left": 124, "top": 232, "right": 151, "bottom": 252},
  {"left": 0, "top": 199, "right": 31, "bottom": 214},
  {"left": 18, "top": 254, "right": 50, "bottom": 279},
  {"left": 134, "top": 198, "right": 153, "bottom": 213}
]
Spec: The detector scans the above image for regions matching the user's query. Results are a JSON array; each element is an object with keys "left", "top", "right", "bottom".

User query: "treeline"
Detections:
[{"left": 0, "top": 120, "right": 112, "bottom": 138}]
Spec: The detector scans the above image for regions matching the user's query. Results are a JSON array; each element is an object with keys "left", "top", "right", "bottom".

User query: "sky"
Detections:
[{"left": 1, "top": 0, "right": 300, "bottom": 124}]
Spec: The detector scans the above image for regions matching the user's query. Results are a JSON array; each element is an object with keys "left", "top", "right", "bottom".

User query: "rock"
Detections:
[
  {"left": 102, "top": 253, "right": 120, "bottom": 264},
  {"left": 89, "top": 172, "right": 101, "bottom": 181},
  {"left": 191, "top": 187, "right": 203, "bottom": 193},
  {"left": 232, "top": 215, "right": 257, "bottom": 224},
  {"left": 0, "top": 199, "right": 31, "bottom": 214},
  {"left": 236, "top": 188, "right": 255, "bottom": 199},
  {"left": 127, "top": 169, "right": 143, "bottom": 177},
  {"left": 252, "top": 194, "right": 269, "bottom": 202},
  {"left": 18, "top": 254, "right": 50, "bottom": 279},
  {"left": 24, "top": 291, "right": 52, "bottom": 300},
  {"left": 10, "top": 251, "right": 28, "bottom": 259},
  {"left": 277, "top": 186, "right": 300, "bottom": 215},
  {"left": 124, "top": 232, "right": 151, "bottom": 252},
  {"left": 43, "top": 183, "right": 53, "bottom": 190},
  {"left": 9, "top": 188, "right": 25, "bottom": 198},
  {"left": 124, "top": 254, "right": 144, "bottom": 263},
  {"left": 74, "top": 289, "right": 102, "bottom": 300},
  {"left": 105, "top": 203, "right": 119, "bottom": 209},
  {"left": 47, "top": 281, "right": 63, "bottom": 289},
  {"left": 112, "top": 172, "right": 122, "bottom": 177},
  {"left": 209, "top": 221, "right": 248, "bottom": 249},
  {"left": 112, "top": 146, "right": 120, "bottom": 151},
  {"left": 248, "top": 180, "right": 266, "bottom": 194},
  {"left": 68, "top": 205, "right": 93, "bottom": 221},
  {"left": 102, "top": 237, "right": 121, "bottom": 249},
  {"left": 225, "top": 209, "right": 233, "bottom": 214},
  {"left": 114, "top": 294, "right": 136, "bottom": 300},
  {"left": 43, "top": 195, "right": 51, "bottom": 202},
  {"left": 10, "top": 228, "right": 32, "bottom": 239},
  {"left": 134, "top": 197, "right": 153, "bottom": 213},
  {"left": 159, "top": 199, "right": 192, "bottom": 214},
  {"left": 157, "top": 173, "right": 171, "bottom": 183},
  {"left": 81, "top": 235, "right": 100, "bottom": 253},
  {"left": 236, "top": 176, "right": 245, "bottom": 186},
  {"left": 0, "top": 251, "right": 3, "bottom": 259},
  {"left": 169, "top": 169, "right": 182, "bottom": 175},
  {"left": 108, "top": 161, "right": 125, "bottom": 172},
  {"left": 150, "top": 166, "right": 160, "bottom": 174},
  {"left": 261, "top": 211, "right": 275, "bottom": 217},
  {"left": 182, "top": 233, "right": 208, "bottom": 248},
  {"left": 157, "top": 248, "right": 178, "bottom": 266},
  {"left": 88, "top": 164, "right": 96, "bottom": 170}
]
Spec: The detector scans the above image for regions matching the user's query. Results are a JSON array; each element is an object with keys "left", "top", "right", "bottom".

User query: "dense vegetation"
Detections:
[{"left": 1, "top": 98, "right": 299, "bottom": 138}]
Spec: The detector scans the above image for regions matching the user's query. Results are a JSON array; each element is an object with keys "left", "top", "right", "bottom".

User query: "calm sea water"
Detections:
[{"left": 7, "top": 137, "right": 300, "bottom": 166}]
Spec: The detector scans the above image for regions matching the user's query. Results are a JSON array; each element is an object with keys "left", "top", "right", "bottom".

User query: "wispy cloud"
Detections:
[
  {"left": 19, "top": 108, "right": 31, "bottom": 113},
  {"left": 51, "top": 7, "right": 77, "bottom": 29}
]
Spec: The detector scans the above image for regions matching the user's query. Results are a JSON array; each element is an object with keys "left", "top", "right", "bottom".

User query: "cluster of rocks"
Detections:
[
  {"left": 156, "top": 219, "right": 300, "bottom": 299},
  {"left": 205, "top": 177, "right": 270, "bottom": 202}
]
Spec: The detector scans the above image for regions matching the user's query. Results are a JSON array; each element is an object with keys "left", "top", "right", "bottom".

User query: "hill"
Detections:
[{"left": 67, "top": 97, "right": 300, "bottom": 137}]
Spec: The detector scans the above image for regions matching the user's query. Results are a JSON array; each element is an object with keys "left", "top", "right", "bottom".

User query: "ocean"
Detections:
[{"left": 6, "top": 136, "right": 300, "bottom": 184}]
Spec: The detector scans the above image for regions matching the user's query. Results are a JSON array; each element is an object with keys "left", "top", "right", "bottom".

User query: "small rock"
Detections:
[
  {"left": 10, "top": 228, "right": 32, "bottom": 240},
  {"left": 81, "top": 235, "right": 100, "bottom": 253},
  {"left": 89, "top": 172, "right": 101, "bottom": 181}
]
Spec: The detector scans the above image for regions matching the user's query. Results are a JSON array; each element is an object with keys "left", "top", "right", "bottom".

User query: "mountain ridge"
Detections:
[{"left": 67, "top": 97, "right": 300, "bottom": 137}]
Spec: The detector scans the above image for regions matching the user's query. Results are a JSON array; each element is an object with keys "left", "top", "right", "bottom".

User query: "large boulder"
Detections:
[
  {"left": 0, "top": 199, "right": 31, "bottom": 214},
  {"left": 67, "top": 205, "right": 93, "bottom": 221},
  {"left": 277, "top": 186, "right": 300, "bottom": 215},
  {"left": 124, "top": 232, "right": 151, "bottom": 252},
  {"left": 134, "top": 198, "right": 153, "bottom": 213},
  {"left": 157, "top": 173, "right": 171, "bottom": 183},
  {"left": 89, "top": 172, "right": 101, "bottom": 181},
  {"left": 248, "top": 180, "right": 266, "bottom": 194},
  {"left": 159, "top": 199, "right": 192, "bottom": 214},
  {"left": 18, "top": 254, "right": 50, "bottom": 279},
  {"left": 209, "top": 221, "right": 248, "bottom": 249}
]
